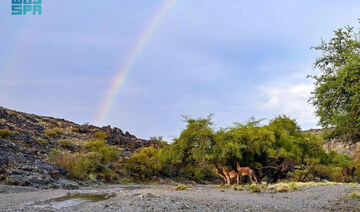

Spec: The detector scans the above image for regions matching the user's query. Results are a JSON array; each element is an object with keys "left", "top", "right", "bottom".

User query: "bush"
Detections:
[
  {"left": 44, "top": 128, "right": 64, "bottom": 138},
  {"left": 57, "top": 139, "right": 74, "bottom": 148},
  {"left": 84, "top": 139, "right": 120, "bottom": 163},
  {"left": 95, "top": 132, "right": 108, "bottom": 140},
  {"left": 125, "top": 147, "right": 162, "bottom": 180},
  {"left": 0, "top": 129, "right": 14, "bottom": 139}
]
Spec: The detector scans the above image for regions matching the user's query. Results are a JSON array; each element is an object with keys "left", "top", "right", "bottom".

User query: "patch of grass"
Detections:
[
  {"left": 277, "top": 185, "right": 289, "bottom": 192},
  {"left": 288, "top": 182, "right": 298, "bottom": 190},
  {"left": 44, "top": 128, "right": 64, "bottom": 138},
  {"left": 249, "top": 184, "right": 262, "bottom": 193},
  {"left": 37, "top": 138, "right": 47, "bottom": 145},
  {"left": 267, "top": 185, "right": 277, "bottom": 194},
  {"left": 232, "top": 185, "right": 245, "bottom": 191},
  {"left": 176, "top": 184, "right": 191, "bottom": 191},
  {"left": 71, "top": 127, "right": 79, "bottom": 133},
  {"left": 57, "top": 139, "right": 74, "bottom": 148},
  {"left": 0, "top": 128, "right": 14, "bottom": 139},
  {"left": 348, "top": 192, "right": 360, "bottom": 200}
]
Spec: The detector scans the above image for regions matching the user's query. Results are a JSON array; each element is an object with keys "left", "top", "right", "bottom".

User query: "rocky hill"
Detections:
[
  {"left": 0, "top": 106, "right": 159, "bottom": 189},
  {"left": 303, "top": 129, "right": 359, "bottom": 157}
]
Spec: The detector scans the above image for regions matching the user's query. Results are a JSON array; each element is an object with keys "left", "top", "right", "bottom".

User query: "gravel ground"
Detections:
[{"left": 0, "top": 184, "right": 359, "bottom": 211}]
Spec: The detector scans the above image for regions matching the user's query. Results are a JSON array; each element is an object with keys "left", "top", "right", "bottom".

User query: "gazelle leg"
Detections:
[{"left": 249, "top": 175, "right": 253, "bottom": 184}]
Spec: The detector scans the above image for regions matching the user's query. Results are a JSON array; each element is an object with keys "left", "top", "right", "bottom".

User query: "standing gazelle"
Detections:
[
  {"left": 222, "top": 166, "right": 239, "bottom": 185},
  {"left": 236, "top": 162, "right": 258, "bottom": 184}
]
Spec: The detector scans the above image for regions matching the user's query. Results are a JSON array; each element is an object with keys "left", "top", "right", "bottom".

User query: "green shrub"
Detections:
[
  {"left": 57, "top": 139, "right": 74, "bottom": 148},
  {"left": 95, "top": 132, "right": 108, "bottom": 140},
  {"left": 125, "top": 147, "right": 162, "bottom": 180},
  {"left": 0, "top": 129, "right": 14, "bottom": 139},
  {"left": 44, "top": 128, "right": 64, "bottom": 138},
  {"left": 84, "top": 139, "right": 120, "bottom": 163}
]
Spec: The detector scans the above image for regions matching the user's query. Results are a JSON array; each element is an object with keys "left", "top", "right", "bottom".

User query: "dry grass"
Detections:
[
  {"left": 44, "top": 128, "right": 64, "bottom": 138},
  {"left": 0, "top": 128, "right": 14, "bottom": 139}
]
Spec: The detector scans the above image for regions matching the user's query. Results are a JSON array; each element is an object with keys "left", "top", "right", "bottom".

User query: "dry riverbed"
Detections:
[{"left": 0, "top": 183, "right": 359, "bottom": 211}]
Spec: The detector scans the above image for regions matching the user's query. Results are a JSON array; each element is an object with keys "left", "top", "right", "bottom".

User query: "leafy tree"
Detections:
[{"left": 310, "top": 22, "right": 360, "bottom": 142}]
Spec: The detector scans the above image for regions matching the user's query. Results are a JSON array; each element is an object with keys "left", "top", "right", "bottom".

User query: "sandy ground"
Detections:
[{"left": 0, "top": 184, "right": 359, "bottom": 212}]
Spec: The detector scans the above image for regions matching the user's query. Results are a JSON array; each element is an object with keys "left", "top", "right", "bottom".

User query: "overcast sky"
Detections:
[{"left": 1, "top": 1, "right": 360, "bottom": 140}]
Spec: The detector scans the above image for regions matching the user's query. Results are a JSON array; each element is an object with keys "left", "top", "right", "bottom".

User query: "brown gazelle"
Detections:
[
  {"left": 236, "top": 162, "right": 258, "bottom": 184},
  {"left": 221, "top": 166, "right": 239, "bottom": 185}
]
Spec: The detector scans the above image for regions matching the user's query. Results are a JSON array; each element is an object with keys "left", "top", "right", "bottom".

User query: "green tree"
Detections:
[{"left": 310, "top": 22, "right": 360, "bottom": 143}]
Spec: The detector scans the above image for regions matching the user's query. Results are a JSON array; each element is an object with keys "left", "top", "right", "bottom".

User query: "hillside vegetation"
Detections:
[{"left": 1, "top": 106, "right": 359, "bottom": 188}]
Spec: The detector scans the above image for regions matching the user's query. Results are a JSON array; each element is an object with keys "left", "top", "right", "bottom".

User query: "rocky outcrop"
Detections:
[
  {"left": 0, "top": 106, "right": 158, "bottom": 188},
  {"left": 102, "top": 125, "right": 160, "bottom": 158},
  {"left": 0, "top": 139, "right": 78, "bottom": 189}
]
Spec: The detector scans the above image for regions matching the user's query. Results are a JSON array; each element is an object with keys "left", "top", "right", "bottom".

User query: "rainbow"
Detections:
[{"left": 93, "top": 0, "right": 177, "bottom": 126}]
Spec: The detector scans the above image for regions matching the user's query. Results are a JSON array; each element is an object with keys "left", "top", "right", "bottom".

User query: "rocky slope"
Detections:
[
  {"left": 0, "top": 106, "right": 159, "bottom": 189},
  {"left": 303, "top": 129, "right": 359, "bottom": 157}
]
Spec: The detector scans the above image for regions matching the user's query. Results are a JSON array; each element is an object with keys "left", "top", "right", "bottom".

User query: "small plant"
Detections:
[
  {"left": 95, "top": 131, "right": 107, "bottom": 140},
  {"left": 44, "top": 128, "right": 64, "bottom": 138},
  {"left": 232, "top": 185, "right": 245, "bottom": 191},
  {"left": 348, "top": 192, "right": 360, "bottom": 200},
  {"left": 0, "top": 128, "right": 14, "bottom": 139},
  {"left": 176, "top": 184, "right": 191, "bottom": 191},
  {"left": 249, "top": 184, "right": 262, "bottom": 193},
  {"left": 57, "top": 139, "right": 74, "bottom": 148},
  {"left": 37, "top": 138, "right": 47, "bottom": 145}
]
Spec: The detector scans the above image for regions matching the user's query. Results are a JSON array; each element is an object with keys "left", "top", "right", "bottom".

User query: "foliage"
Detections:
[
  {"left": 57, "top": 139, "right": 74, "bottom": 148},
  {"left": 84, "top": 139, "right": 120, "bottom": 163},
  {"left": 95, "top": 132, "right": 108, "bottom": 140},
  {"left": 149, "top": 136, "right": 169, "bottom": 147},
  {"left": 49, "top": 138, "right": 121, "bottom": 181},
  {"left": 125, "top": 147, "right": 162, "bottom": 180},
  {"left": 44, "top": 128, "right": 64, "bottom": 138},
  {"left": 0, "top": 128, "right": 14, "bottom": 139},
  {"left": 309, "top": 22, "right": 360, "bottom": 143},
  {"left": 155, "top": 115, "right": 353, "bottom": 183}
]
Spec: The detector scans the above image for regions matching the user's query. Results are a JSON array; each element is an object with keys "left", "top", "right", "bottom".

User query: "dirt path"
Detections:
[{"left": 0, "top": 184, "right": 359, "bottom": 211}]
